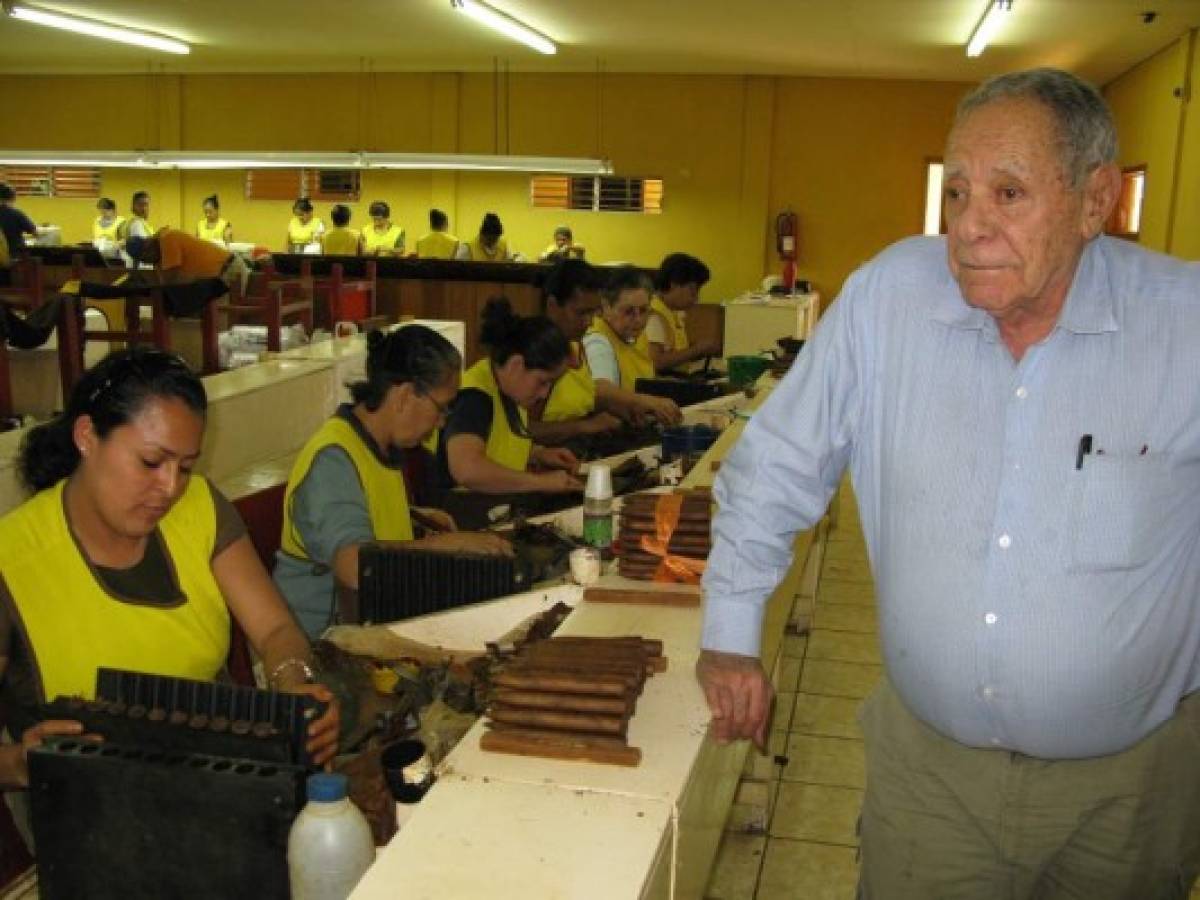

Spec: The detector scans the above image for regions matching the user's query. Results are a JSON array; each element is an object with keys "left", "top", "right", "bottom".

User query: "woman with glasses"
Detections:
[
  {"left": 0, "top": 348, "right": 339, "bottom": 790},
  {"left": 438, "top": 298, "right": 583, "bottom": 495},
  {"left": 275, "top": 326, "right": 511, "bottom": 638},
  {"left": 582, "top": 266, "right": 657, "bottom": 390}
]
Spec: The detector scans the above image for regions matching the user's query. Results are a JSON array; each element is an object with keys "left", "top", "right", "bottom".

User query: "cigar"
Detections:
[
  {"left": 493, "top": 688, "right": 631, "bottom": 716},
  {"left": 494, "top": 670, "right": 630, "bottom": 696},
  {"left": 481, "top": 725, "right": 642, "bottom": 767},
  {"left": 489, "top": 703, "right": 627, "bottom": 736}
]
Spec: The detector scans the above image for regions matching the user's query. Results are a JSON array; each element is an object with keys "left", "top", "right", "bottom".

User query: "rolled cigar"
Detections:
[
  {"left": 481, "top": 725, "right": 641, "bottom": 767},
  {"left": 543, "top": 636, "right": 664, "bottom": 656},
  {"left": 494, "top": 670, "right": 630, "bottom": 697},
  {"left": 490, "top": 703, "right": 627, "bottom": 736},
  {"left": 494, "top": 688, "right": 631, "bottom": 716},
  {"left": 519, "top": 647, "right": 655, "bottom": 672},
  {"left": 521, "top": 641, "right": 652, "bottom": 662},
  {"left": 507, "top": 663, "right": 644, "bottom": 689}
]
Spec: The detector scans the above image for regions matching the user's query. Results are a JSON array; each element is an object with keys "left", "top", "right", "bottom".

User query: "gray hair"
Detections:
[{"left": 955, "top": 68, "right": 1118, "bottom": 188}]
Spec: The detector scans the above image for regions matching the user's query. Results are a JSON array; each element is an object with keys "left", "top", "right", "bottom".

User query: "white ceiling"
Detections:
[{"left": 1, "top": 1, "right": 1198, "bottom": 86}]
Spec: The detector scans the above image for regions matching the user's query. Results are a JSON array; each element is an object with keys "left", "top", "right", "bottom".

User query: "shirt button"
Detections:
[
  {"left": 984, "top": 612, "right": 998, "bottom": 625},
  {"left": 1015, "top": 386, "right": 1028, "bottom": 399},
  {"left": 997, "top": 534, "right": 1012, "bottom": 549},
  {"left": 981, "top": 685, "right": 995, "bottom": 699}
]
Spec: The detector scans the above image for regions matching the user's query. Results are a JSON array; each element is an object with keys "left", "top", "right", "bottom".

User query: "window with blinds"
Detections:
[
  {"left": 244, "top": 168, "right": 361, "bottom": 202},
  {"left": 530, "top": 175, "right": 663, "bottom": 213},
  {"left": 0, "top": 166, "right": 101, "bottom": 198}
]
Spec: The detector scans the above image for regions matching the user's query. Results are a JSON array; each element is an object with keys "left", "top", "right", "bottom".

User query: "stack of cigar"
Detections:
[
  {"left": 480, "top": 636, "right": 667, "bottom": 766},
  {"left": 615, "top": 490, "right": 712, "bottom": 581}
]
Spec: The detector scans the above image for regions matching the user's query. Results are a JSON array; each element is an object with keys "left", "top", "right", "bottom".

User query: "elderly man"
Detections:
[{"left": 698, "top": 67, "right": 1200, "bottom": 898}]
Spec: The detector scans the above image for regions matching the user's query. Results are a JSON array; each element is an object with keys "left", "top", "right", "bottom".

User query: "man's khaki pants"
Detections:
[{"left": 858, "top": 681, "right": 1200, "bottom": 900}]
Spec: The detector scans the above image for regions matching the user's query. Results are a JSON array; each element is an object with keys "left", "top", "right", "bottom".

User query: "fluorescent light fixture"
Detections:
[
  {"left": 451, "top": 0, "right": 556, "bottom": 55},
  {"left": 0, "top": 149, "right": 611, "bottom": 174},
  {"left": 4, "top": 3, "right": 190, "bottom": 54},
  {"left": 924, "top": 162, "right": 944, "bottom": 235},
  {"left": 966, "top": 0, "right": 1013, "bottom": 58},
  {"left": 367, "top": 153, "right": 611, "bottom": 175}
]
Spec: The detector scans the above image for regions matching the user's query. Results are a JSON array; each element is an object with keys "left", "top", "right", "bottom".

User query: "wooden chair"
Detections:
[
  {"left": 228, "top": 480, "right": 289, "bottom": 687},
  {"left": 219, "top": 266, "right": 314, "bottom": 357},
  {"left": 313, "top": 261, "right": 383, "bottom": 332},
  {"left": 0, "top": 256, "right": 46, "bottom": 311}
]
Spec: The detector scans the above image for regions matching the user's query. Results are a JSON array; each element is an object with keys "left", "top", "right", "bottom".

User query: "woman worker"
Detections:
[
  {"left": 0, "top": 348, "right": 339, "bottom": 789},
  {"left": 274, "top": 326, "right": 511, "bottom": 639},
  {"left": 91, "top": 197, "right": 125, "bottom": 250},
  {"left": 531, "top": 258, "right": 682, "bottom": 446},
  {"left": 196, "top": 194, "right": 233, "bottom": 246},
  {"left": 286, "top": 198, "right": 325, "bottom": 254},
  {"left": 455, "top": 212, "right": 511, "bottom": 262},
  {"left": 361, "top": 201, "right": 405, "bottom": 257},
  {"left": 646, "top": 252, "right": 721, "bottom": 373},
  {"left": 439, "top": 298, "right": 582, "bottom": 494},
  {"left": 320, "top": 204, "right": 361, "bottom": 256},
  {"left": 582, "top": 265, "right": 656, "bottom": 391}
]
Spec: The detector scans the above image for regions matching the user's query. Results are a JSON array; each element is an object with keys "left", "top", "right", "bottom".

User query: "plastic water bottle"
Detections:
[
  {"left": 288, "top": 773, "right": 374, "bottom": 900},
  {"left": 583, "top": 464, "right": 614, "bottom": 551}
]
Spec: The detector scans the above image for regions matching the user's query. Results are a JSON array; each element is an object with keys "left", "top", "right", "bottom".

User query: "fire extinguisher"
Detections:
[{"left": 775, "top": 210, "right": 799, "bottom": 293}]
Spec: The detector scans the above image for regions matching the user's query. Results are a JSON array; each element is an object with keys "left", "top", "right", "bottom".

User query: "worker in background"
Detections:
[
  {"left": 195, "top": 194, "right": 232, "bottom": 246},
  {"left": 0, "top": 184, "right": 36, "bottom": 261},
  {"left": 117, "top": 190, "right": 154, "bottom": 243},
  {"left": 0, "top": 348, "right": 340, "bottom": 791},
  {"left": 439, "top": 297, "right": 582, "bottom": 494},
  {"left": 456, "top": 212, "right": 512, "bottom": 262},
  {"left": 125, "top": 229, "right": 249, "bottom": 297},
  {"left": 647, "top": 252, "right": 722, "bottom": 373},
  {"left": 320, "top": 204, "right": 361, "bottom": 256},
  {"left": 414, "top": 209, "right": 459, "bottom": 259},
  {"left": 275, "top": 326, "right": 512, "bottom": 638},
  {"left": 540, "top": 226, "right": 585, "bottom": 262},
  {"left": 286, "top": 198, "right": 324, "bottom": 254},
  {"left": 361, "top": 201, "right": 405, "bottom": 256},
  {"left": 583, "top": 265, "right": 656, "bottom": 390},
  {"left": 533, "top": 258, "right": 682, "bottom": 446},
  {"left": 91, "top": 197, "right": 125, "bottom": 254}
]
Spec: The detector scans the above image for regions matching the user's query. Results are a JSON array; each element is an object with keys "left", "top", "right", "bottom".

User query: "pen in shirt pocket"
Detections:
[{"left": 1075, "top": 434, "right": 1092, "bottom": 470}]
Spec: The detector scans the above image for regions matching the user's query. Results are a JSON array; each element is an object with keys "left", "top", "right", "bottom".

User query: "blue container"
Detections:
[{"left": 661, "top": 425, "right": 720, "bottom": 472}]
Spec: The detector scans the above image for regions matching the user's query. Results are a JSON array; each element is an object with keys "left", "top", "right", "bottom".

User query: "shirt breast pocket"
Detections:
[{"left": 1069, "top": 454, "right": 1171, "bottom": 572}]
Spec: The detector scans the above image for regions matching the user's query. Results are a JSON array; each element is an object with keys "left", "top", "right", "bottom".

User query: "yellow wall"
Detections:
[
  {"left": 1104, "top": 38, "right": 1190, "bottom": 251},
  {"left": 1, "top": 71, "right": 968, "bottom": 302},
  {"left": 1167, "top": 33, "right": 1200, "bottom": 259}
]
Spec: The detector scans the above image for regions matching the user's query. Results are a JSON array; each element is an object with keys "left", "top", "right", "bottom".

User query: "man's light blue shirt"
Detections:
[{"left": 703, "top": 235, "right": 1200, "bottom": 759}]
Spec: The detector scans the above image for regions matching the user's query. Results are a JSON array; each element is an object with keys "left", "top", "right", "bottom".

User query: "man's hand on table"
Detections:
[{"left": 695, "top": 649, "right": 774, "bottom": 752}]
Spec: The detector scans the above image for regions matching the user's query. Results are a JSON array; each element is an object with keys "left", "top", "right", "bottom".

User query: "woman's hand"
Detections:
[
  {"left": 533, "top": 446, "right": 581, "bottom": 473},
  {"left": 633, "top": 395, "right": 682, "bottom": 427},
  {"left": 412, "top": 506, "right": 458, "bottom": 534},
  {"left": 581, "top": 412, "right": 623, "bottom": 435},
  {"left": 287, "top": 683, "right": 340, "bottom": 768},
  {"left": 536, "top": 470, "right": 584, "bottom": 493},
  {"left": 4, "top": 720, "right": 90, "bottom": 788},
  {"left": 420, "top": 531, "right": 515, "bottom": 557}
]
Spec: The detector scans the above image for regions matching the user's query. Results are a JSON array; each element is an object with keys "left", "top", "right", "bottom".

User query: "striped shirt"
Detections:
[{"left": 703, "top": 235, "right": 1200, "bottom": 759}]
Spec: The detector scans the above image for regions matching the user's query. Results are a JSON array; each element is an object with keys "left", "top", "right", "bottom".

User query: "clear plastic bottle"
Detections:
[
  {"left": 288, "top": 773, "right": 375, "bottom": 900},
  {"left": 583, "top": 464, "right": 614, "bottom": 550}
]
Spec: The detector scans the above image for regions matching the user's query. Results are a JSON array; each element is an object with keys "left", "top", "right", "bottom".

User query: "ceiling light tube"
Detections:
[
  {"left": 4, "top": 3, "right": 190, "bottom": 54},
  {"left": 152, "top": 152, "right": 363, "bottom": 169},
  {"left": 0, "top": 150, "right": 155, "bottom": 168},
  {"left": 966, "top": 0, "right": 1013, "bottom": 58},
  {"left": 367, "top": 153, "right": 610, "bottom": 174},
  {"left": 451, "top": 0, "right": 556, "bottom": 55}
]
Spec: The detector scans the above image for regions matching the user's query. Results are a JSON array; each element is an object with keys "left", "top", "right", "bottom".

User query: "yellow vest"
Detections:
[
  {"left": 196, "top": 217, "right": 229, "bottom": 244},
  {"left": 543, "top": 344, "right": 596, "bottom": 422},
  {"left": 587, "top": 316, "right": 656, "bottom": 389},
  {"left": 0, "top": 478, "right": 231, "bottom": 702},
  {"left": 362, "top": 224, "right": 404, "bottom": 255},
  {"left": 117, "top": 216, "right": 154, "bottom": 241},
  {"left": 281, "top": 416, "right": 414, "bottom": 562},
  {"left": 93, "top": 216, "right": 125, "bottom": 243},
  {"left": 415, "top": 231, "right": 459, "bottom": 259},
  {"left": 464, "top": 236, "right": 509, "bottom": 262},
  {"left": 322, "top": 226, "right": 360, "bottom": 256},
  {"left": 460, "top": 360, "right": 532, "bottom": 472},
  {"left": 288, "top": 217, "right": 324, "bottom": 247},
  {"left": 649, "top": 296, "right": 690, "bottom": 352}
]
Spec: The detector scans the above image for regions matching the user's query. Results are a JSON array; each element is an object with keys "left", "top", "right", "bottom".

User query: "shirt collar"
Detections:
[
  {"left": 336, "top": 403, "right": 403, "bottom": 468},
  {"left": 929, "top": 238, "right": 1118, "bottom": 336}
]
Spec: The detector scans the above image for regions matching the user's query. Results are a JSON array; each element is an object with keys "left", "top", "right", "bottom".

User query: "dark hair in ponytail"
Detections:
[
  {"left": 349, "top": 326, "right": 462, "bottom": 412},
  {"left": 18, "top": 348, "right": 206, "bottom": 494},
  {"left": 479, "top": 297, "right": 568, "bottom": 371},
  {"left": 203, "top": 194, "right": 220, "bottom": 210}
]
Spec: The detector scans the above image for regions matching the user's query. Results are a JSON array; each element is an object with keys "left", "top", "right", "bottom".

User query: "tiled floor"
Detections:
[
  {"left": 705, "top": 483, "right": 872, "bottom": 900},
  {"left": 704, "top": 485, "right": 1200, "bottom": 900}
]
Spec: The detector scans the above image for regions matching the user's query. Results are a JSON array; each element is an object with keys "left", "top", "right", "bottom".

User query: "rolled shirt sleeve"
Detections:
[{"left": 582, "top": 332, "right": 621, "bottom": 385}]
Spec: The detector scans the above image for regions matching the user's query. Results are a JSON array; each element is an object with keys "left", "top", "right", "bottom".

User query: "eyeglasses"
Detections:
[{"left": 419, "top": 389, "right": 453, "bottom": 419}]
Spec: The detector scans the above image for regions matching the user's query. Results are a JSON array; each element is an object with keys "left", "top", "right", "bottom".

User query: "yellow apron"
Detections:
[
  {"left": 0, "top": 477, "right": 231, "bottom": 702},
  {"left": 321, "top": 227, "right": 361, "bottom": 256},
  {"left": 464, "top": 236, "right": 509, "bottom": 262},
  {"left": 459, "top": 359, "right": 533, "bottom": 472},
  {"left": 117, "top": 216, "right": 154, "bottom": 241},
  {"left": 414, "top": 231, "right": 459, "bottom": 259},
  {"left": 649, "top": 296, "right": 690, "bottom": 352},
  {"left": 288, "top": 217, "right": 324, "bottom": 248},
  {"left": 543, "top": 344, "right": 596, "bottom": 422},
  {"left": 92, "top": 216, "right": 125, "bottom": 244},
  {"left": 196, "top": 218, "right": 229, "bottom": 244},
  {"left": 362, "top": 224, "right": 404, "bottom": 255},
  {"left": 281, "top": 416, "right": 414, "bottom": 562},
  {"left": 587, "top": 316, "right": 656, "bottom": 389}
]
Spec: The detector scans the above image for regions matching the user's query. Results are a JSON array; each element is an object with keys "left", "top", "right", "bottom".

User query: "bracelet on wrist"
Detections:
[{"left": 267, "top": 657, "right": 315, "bottom": 687}]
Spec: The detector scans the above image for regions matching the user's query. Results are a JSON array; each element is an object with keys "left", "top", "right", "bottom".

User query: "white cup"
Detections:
[{"left": 569, "top": 547, "right": 602, "bottom": 586}]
